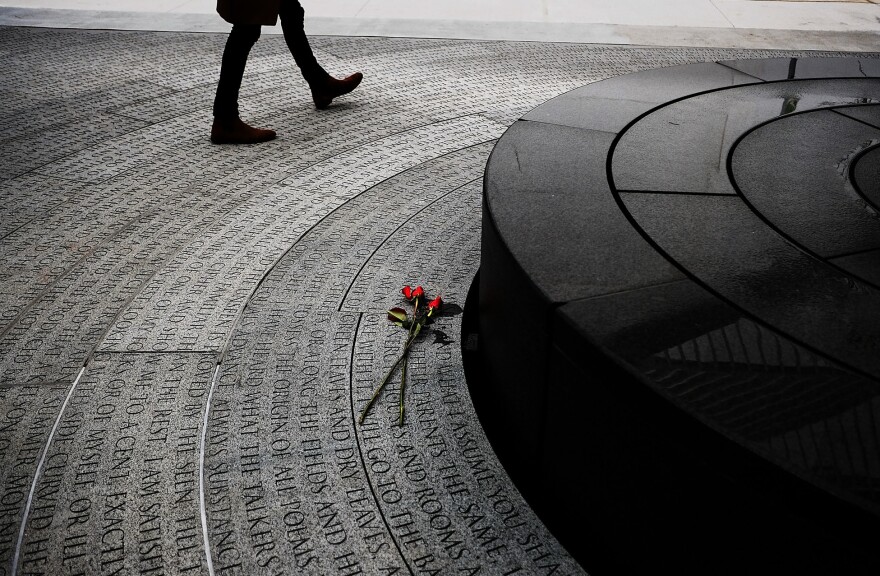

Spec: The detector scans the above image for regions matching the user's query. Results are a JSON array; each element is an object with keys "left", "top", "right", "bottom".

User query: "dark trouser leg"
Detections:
[
  {"left": 213, "top": 24, "right": 262, "bottom": 120},
  {"left": 279, "top": 0, "right": 328, "bottom": 85}
]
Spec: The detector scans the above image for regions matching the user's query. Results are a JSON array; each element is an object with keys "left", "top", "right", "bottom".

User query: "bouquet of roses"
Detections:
[{"left": 358, "top": 284, "right": 442, "bottom": 426}]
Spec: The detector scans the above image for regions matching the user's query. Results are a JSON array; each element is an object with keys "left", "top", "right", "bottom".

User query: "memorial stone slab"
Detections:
[
  {"left": 340, "top": 178, "right": 484, "bottom": 314},
  {"left": 0, "top": 385, "right": 70, "bottom": 571},
  {"left": 109, "top": 83, "right": 222, "bottom": 125},
  {"left": 324, "top": 41, "right": 593, "bottom": 124},
  {"left": 0, "top": 79, "right": 176, "bottom": 141},
  {"left": 3, "top": 39, "right": 160, "bottom": 103},
  {"left": 244, "top": 141, "right": 491, "bottom": 312},
  {"left": 103, "top": 116, "right": 504, "bottom": 353},
  {"left": 0, "top": 164, "right": 242, "bottom": 326},
  {"left": 33, "top": 115, "right": 209, "bottom": 183},
  {"left": 15, "top": 353, "right": 214, "bottom": 576},
  {"left": 1, "top": 199, "right": 246, "bottom": 385},
  {"left": 255, "top": 166, "right": 483, "bottom": 315},
  {"left": 1, "top": 189, "right": 137, "bottom": 319},
  {"left": 0, "top": 175, "right": 87, "bottom": 241},
  {"left": 0, "top": 112, "right": 149, "bottom": 181},
  {"left": 311, "top": 36, "right": 472, "bottom": 61},
  {"left": 0, "top": 88, "right": 49, "bottom": 125},
  {"left": 245, "top": 102, "right": 439, "bottom": 170}
]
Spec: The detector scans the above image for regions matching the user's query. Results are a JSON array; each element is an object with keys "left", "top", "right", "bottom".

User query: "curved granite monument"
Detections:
[{"left": 479, "top": 58, "right": 880, "bottom": 574}]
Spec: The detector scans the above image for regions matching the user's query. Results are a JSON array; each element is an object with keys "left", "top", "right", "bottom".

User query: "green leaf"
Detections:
[{"left": 387, "top": 307, "right": 408, "bottom": 326}]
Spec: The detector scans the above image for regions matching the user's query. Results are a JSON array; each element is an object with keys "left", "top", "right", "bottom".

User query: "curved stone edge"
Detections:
[
  {"left": 193, "top": 144, "right": 587, "bottom": 576},
  {"left": 479, "top": 58, "right": 880, "bottom": 575},
  {"left": 850, "top": 142, "right": 880, "bottom": 216}
]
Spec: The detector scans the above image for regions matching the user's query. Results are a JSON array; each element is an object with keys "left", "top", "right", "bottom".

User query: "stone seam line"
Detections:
[
  {"left": 191, "top": 132, "right": 495, "bottom": 573},
  {"left": 11, "top": 366, "right": 85, "bottom": 576}
]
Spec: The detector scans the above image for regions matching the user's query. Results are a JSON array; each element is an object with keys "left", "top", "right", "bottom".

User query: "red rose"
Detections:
[
  {"left": 428, "top": 295, "right": 442, "bottom": 312},
  {"left": 412, "top": 286, "right": 425, "bottom": 299},
  {"left": 402, "top": 285, "right": 413, "bottom": 299}
]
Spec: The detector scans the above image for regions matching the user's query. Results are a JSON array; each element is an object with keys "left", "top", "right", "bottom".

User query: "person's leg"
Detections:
[
  {"left": 278, "top": 0, "right": 328, "bottom": 84},
  {"left": 211, "top": 24, "right": 276, "bottom": 144},
  {"left": 213, "top": 24, "right": 261, "bottom": 120},
  {"left": 279, "top": 0, "right": 362, "bottom": 110}
]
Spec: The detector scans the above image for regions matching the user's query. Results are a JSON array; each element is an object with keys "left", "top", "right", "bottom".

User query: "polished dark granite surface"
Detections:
[
  {"left": 732, "top": 108, "right": 880, "bottom": 258},
  {"left": 484, "top": 121, "right": 683, "bottom": 301},
  {"left": 719, "top": 56, "right": 880, "bottom": 81},
  {"left": 611, "top": 80, "right": 880, "bottom": 194},
  {"left": 480, "top": 57, "right": 880, "bottom": 575},
  {"left": 853, "top": 142, "right": 880, "bottom": 211}
]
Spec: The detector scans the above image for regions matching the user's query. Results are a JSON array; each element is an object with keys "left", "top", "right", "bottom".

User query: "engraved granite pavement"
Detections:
[{"left": 1, "top": 26, "right": 876, "bottom": 575}]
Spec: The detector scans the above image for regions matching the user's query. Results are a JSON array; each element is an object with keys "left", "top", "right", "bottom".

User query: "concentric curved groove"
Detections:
[
  {"left": 337, "top": 174, "right": 484, "bottom": 311},
  {"left": 188, "top": 176, "right": 369, "bottom": 571},
  {"left": 723, "top": 104, "right": 880, "bottom": 289},
  {"left": 606, "top": 83, "right": 880, "bottom": 385},
  {"left": 190, "top": 179, "right": 361, "bottom": 573},
  {"left": 198, "top": 363, "right": 221, "bottom": 576},
  {"left": 272, "top": 112, "right": 501, "bottom": 189},
  {"left": 462, "top": 56, "right": 880, "bottom": 574},
  {"left": 480, "top": 73, "right": 772, "bottom": 290},
  {"left": 833, "top": 105, "right": 880, "bottom": 130},
  {"left": 7, "top": 210, "right": 232, "bottom": 570},
  {"left": 346, "top": 313, "right": 417, "bottom": 575},
  {"left": 194, "top": 133, "right": 497, "bottom": 573},
  {"left": 210, "top": 134, "right": 494, "bottom": 364},
  {"left": 11, "top": 366, "right": 85, "bottom": 576},
  {"left": 848, "top": 141, "right": 880, "bottom": 214}
]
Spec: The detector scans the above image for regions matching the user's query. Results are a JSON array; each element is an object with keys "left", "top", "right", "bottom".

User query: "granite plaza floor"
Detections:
[{"left": 1, "top": 3, "right": 880, "bottom": 575}]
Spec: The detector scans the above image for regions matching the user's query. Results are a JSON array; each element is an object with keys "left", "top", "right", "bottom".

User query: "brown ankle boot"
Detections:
[
  {"left": 210, "top": 117, "right": 276, "bottom": 144},
  {"left": 311, "top": 72, "right": 363, "bottom": 110}
]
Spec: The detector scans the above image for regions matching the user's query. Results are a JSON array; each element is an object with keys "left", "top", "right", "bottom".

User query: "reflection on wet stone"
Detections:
[{"left": 645, "top": 314, "right": 880, "bottom": 507}]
